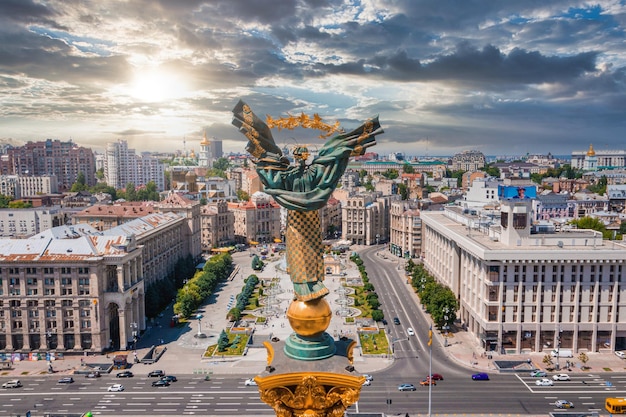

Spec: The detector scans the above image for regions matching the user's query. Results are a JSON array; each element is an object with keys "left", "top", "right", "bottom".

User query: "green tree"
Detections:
[
  {"left": 70, "top": 172, "right": 88, "bottom": 192},
  {"left": 8, "top": 200, "right": 32, "bottom": 208},
  {"left": 570, "top": 216, "right": 611, "bottom": 239},
  {"left": 0, "top": 194, "right": 12, "bottom": 208},
  {"left": 577, "top": 352, "right": 589, "bottom": 369},
  {"left": 95, "top": 168, "right": 105, "bottom": 181},
  {"left": 371, "top": 309, "right": 384, "bottom": 322},
  {"left": 124, "top": 182, "right": 137, "bottom": 201},
  {"left": 382, "top": 169, "right": 399, "bottom": 180},
  {"left": 397, "top": 183, "right": 408, "bottom": 200},
  {"left": 481, "top": 164, "right": 500, "bottom": 178},
  {"left": 213, "top": 157, "right": 230, "bottom": 171},
  {"left": 237, "top": 189, "right": 250, "bottom": 201},
  {"left": 217, "top": 330, "right": 230, "bottom": 352},
  {"left": 403, "top": 164, "right": 415, "bottom": 174},
  {"left": 587, "top": 175, "right": 607, "bottom": 195}
]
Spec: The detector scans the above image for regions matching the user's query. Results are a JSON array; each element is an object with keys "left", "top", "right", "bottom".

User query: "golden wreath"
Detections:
[{"left": 265, "top": 113, "right": 344, "bottom": 139}]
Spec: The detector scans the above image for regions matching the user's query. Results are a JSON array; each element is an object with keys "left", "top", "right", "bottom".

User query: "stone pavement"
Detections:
[{"left": 3, "top": 249, "right": 626, "bottom": 379}]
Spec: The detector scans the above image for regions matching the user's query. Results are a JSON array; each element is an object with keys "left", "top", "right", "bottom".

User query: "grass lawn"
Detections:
[
  {"left": 203, "top": 332, "right": 250, "bottom": 358},
  {"left": 359, "top": 330, "right": 389, "bottom": 355}
]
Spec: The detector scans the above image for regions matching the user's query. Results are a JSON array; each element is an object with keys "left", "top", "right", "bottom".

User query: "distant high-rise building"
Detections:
[
  {"left": 105, "top": 140, "right": 166, "bottom": 191},
  {"left": 0, "top": 139, "right": 95, "bottom": 192}
]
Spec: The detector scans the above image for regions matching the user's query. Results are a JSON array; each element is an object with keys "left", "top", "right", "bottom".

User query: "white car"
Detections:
[
  {"left": 362, "top": 379, "right": 371, "bottom": 386},
  {"left": 108, "top": 384, "right": 124, "bottom": 392},
  {"left": 407, "top": 328, "right": 415, "bottom": 336},
  {"left": 615, "top": 351, "right": 626, "bottom": 359},
  {"left": 535, "top": 378, "right": 554, "bottom": 386},
  {"left": 244, "top": 378, "right": 257, "bottom": 386},
  {"left": 552, "top": 374, "right": 570, "bottom": 381}
]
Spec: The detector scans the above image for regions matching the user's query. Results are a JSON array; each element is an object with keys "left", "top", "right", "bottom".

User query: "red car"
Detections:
[{"left": 430, "top": 373, "right": 444, "bottom": 381}]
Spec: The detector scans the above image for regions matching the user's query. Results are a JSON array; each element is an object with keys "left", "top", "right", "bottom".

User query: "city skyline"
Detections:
[{"left": 1, "top": 1, "right": 625, "bottom": 156}]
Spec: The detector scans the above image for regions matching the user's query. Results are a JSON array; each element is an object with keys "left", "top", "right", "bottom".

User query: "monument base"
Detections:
[
  {"left": 284, "top": 332, "right": 336, "bottom": 361},
  {"left": 257, "top": 337, "right": 364, "bottom": 417}
]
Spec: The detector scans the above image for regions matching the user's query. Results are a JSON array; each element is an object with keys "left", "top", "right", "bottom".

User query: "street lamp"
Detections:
[{"left": 555, "top": 326, "right": 563, "bottom": 371}]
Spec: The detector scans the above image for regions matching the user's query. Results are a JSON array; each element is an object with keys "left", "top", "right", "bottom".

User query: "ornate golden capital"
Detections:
[{"left": 257, "top": 373, "right": 364, "bottom": 417}]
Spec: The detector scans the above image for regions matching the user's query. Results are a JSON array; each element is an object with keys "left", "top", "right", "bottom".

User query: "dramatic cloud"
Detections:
[{"left": 0, "top": 0, "right": 625, "bottom": 157}]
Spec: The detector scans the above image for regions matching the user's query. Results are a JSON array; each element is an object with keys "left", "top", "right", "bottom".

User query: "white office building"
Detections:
[{"left": 421, "top": 199, "right": 626, "bottom": 355}]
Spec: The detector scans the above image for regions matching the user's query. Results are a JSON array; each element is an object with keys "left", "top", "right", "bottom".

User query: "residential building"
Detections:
[
  {"left": 463, "top": 177, "right": 501, "bottom": 206},
  {"left": 105, "top": 140, "right": 166, "bottom": 191},
  {"left": 0, "top": 140, "right": 95, "bottom": 192},
  {"left": 342, "top": 193, "right": 390, "bottom": 246},
  {"left": 200, "top": 200, "right": 235, "bottom": 252},
  {"left": 421, "top": 200, "right": 626, "bottom": 354},
  {"left": 228, "top": 192, "right": 281, "bottom": 244},
  {"left": 450, "top": 150, "right": 486, "bottom": 172},
  {"left": 389, "top": 199, "right": 422, "bottom": 259},
  {"left": 0, "top": 208, "right": 66, "bottom": 238},
  {"left": 0, "top": 175, "right": 59, "bottom": 199}
]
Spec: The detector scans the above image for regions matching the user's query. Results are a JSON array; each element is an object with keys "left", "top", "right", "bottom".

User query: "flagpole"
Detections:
[{"left": 428, "top": 325, "right": 432, "bottom": 417}]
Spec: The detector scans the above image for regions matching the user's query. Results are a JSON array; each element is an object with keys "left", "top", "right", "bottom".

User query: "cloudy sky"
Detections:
[{"left": 1, "top": 0, "right": 625, "bottom": 158}]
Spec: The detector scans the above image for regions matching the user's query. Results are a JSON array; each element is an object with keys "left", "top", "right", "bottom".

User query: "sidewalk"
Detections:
[{"left": 2, "top": 250, "right": 626, "bottom": 378}]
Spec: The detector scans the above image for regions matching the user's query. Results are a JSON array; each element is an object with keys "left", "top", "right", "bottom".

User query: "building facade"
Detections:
[
  {"left": 389, "top": 200, "right": 422, "bottom": 259},
  {"left": 341, "top": 193, "right": 391, "bottom": 246},
  {"left": 200, "top": 200, "right": 235, "bottom": 252},
  {"left": 228, "top": 192, "right": 281, "bottom": 244},
  {"left": 422, "top": 201, "right": 626, "bottom": 354},
  {"left": 449, "top": 150, "right": 486, "bottom": 172},
  {"left": 0, "top": 140, "right": 95, "bottom": 192}
]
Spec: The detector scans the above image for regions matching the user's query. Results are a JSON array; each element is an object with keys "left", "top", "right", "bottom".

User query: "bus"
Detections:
[{"left": 606, "top": 397, "right": 626, "bottom": 414}]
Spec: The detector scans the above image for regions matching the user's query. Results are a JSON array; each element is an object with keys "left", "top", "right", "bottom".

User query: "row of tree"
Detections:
[
  {"left": 173, "top": 253, "right": 233, "bottom": 318},
  {"left": 350, "top": 253, "right": 384, "bottom": 322},
  {"left": 406, "top": 260, "right": 458, "bottom": 330},
  {"left": 227, "top": 274, "right": 260, "bottom": 322}
]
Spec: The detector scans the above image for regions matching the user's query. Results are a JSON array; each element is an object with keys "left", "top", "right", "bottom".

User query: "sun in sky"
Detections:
[{"left": 127, "top": 67, "right": 189, "bottom": 103}]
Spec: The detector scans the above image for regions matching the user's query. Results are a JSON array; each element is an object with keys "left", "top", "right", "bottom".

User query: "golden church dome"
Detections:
[
  {"left": 200, "top": 131, "right": 210, "bottom": 146},
  {"left": 587, "top": 144, "right": 596, "bottom": 157}
]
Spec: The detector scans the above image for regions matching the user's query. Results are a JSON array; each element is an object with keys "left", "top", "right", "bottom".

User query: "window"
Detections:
[
  {"left": 44, "top": 288, "right": 55, "bottom": 296},
  {"left": 44, "top": 300, "right": 55, "bottom": 308},
  {"left": 26, "top": 278, "right": 37, "bottom": 286},
  {"left": 61, "top": 288, "right": 72, "bottom": 296},
  {"left": 61, "top": 267, "right": 71, "bottom": 274},
  {"left": 78, "top": 267, "right": 89, "bottom": 274},
  {"left": 81, "top": 320, "right": 91, "bottom": 329},
  {"left": 27, "top": 288, "right": 38, "bottom": 296},
  {"left": 44, "top": 278, "right": 54, "bottom": 286},
  {"left": 45, "top": 310, "right": 56, "bottom": 318},
  {"left": 78, "top": 278, "right": 89, "bottom": 286},
  {"left": 61, "top": 300, "right": 72, "bottom": 307},
  {"left": 25, "top": 267, "right": 37, "bottom": 274},
  {"left": 64, "top": 310, "right": 74, "bottom": 317},
  {"left": 12, "top": 320, "right": 23, "bottom": 329},
  {"left": 80, "top": 310, "right": 90, "bottom": 317},
  {"left": 513, "top": 213, "right": 527, "bottom": 229},
  {"left": 61, "top": 278, "right": 72, "bottom": 286},
  {"left": 64, "top": 320, "right": 74, "bottom": 329}
]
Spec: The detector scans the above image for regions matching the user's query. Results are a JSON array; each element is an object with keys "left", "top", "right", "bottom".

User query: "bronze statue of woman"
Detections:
[{"left": 232, "top": 100, "right": 383, "bottom": 302}]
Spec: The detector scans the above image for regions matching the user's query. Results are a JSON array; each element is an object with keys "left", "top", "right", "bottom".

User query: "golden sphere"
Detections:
[{"left": 287, "top": 298, "right": 332, "bottom": 337}]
